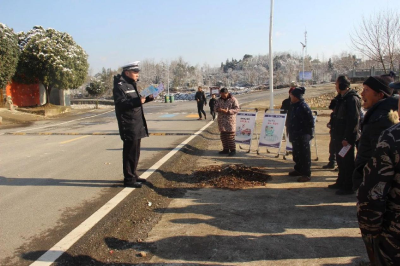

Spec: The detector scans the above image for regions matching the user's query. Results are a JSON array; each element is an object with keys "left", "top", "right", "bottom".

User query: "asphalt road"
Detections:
[{"left": 0, "top": 87, "right": 330, "bottom": 265}]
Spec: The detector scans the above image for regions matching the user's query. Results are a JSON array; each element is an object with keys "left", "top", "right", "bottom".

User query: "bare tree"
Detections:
[{"left": 351, "top": 10, "right": 400, "bottom": 72}]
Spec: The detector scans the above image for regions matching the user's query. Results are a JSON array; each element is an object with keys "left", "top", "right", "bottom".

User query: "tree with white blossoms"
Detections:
[
  {"left": 0, "top": 23, "right": 20, "bottom": 106},
  {"left": 14, "top": 26, "right": 89, "bottom": 105},
  {"left": 86, "top": 76, "right": 105, "bottom": 96}
]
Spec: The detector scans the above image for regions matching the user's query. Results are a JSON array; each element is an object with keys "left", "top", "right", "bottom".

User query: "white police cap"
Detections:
[{"left": 122, "top": 61, "right": 140, "bottom": 71}]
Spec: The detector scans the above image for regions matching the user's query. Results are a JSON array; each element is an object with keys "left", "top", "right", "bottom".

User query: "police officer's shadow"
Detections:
[{"left": 0, "top": 175, "right": 121, "bottom": 188}]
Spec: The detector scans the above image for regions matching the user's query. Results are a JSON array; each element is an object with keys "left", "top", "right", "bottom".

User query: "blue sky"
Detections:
[{"left": 1, "top": 0, "right": 399, "bottom": 73}]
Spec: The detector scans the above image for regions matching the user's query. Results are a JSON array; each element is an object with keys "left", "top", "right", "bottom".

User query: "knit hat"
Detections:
[
  {"left": 291, "top": 87, "right": 306, "bottom": 100},
  {"left": 289, "top": 87, "right": 295, "bottom": 94},
  {"left": 220, "top": 88, "right": 228, "bottom": 93},
  {"left": 363, "top": 74, "right": 394, "bottom": 97}
]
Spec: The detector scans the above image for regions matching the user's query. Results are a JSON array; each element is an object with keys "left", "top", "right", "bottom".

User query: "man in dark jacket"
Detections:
[
  {"left": 328, "top": 76, "right": 361, "bottom": 195},
  {"left": 287, "top": 87, "right": 315, "bottom": 182},
  {"left": 113, "top": 61, "right": 154, "bottom": 188},
  {"left": 195, "top": 86, "right": 207, "bottom": 120},
  {"left": 352, "top": 74, "right": 398, "bottom": 191},
  {"left": 209, "top": 93, "right": 217, "bottom": 120}
]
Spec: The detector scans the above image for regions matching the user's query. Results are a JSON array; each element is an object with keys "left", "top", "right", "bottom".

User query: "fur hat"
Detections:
[
  {"left": 291, "top": 87, "right": 306, "bottom": 100},
  {"left": 290, "top": 81, "right": 298, "bottom": 88},
  {"left": 363, "top": 73, "right": 394, "bottom": 97}
]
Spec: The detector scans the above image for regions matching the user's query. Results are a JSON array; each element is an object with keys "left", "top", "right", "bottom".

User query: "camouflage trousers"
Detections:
[{"left": 362, "top": 233, "right": 400, "bottom": 265}]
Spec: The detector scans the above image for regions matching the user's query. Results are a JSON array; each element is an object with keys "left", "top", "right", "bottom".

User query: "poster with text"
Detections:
[
  {"left": 258, "top": 114, "right": 286, "bottom": 148},
  {"left": 235, "top": 112, "right": 257, "bottom": 145}
]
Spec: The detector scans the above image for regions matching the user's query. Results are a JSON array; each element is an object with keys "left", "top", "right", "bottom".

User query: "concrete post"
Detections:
[
  {"left": 6, "top": 96, "right": 14, "bottom": 111},
  {"left": 39, "top": 83, "right": 46, "bottom": 105}
]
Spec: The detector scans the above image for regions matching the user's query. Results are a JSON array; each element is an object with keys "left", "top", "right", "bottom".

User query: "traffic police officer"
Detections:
[{"left": 113, "top": 61, "right": 153, "bottom": 188}]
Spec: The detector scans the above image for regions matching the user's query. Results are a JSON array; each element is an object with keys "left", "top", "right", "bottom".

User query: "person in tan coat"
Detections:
[{"left": 214, "top": 88, "right": 240, "bottom": 156}]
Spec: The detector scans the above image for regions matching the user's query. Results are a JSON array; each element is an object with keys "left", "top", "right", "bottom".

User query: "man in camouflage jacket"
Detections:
[{"left": 357, "top": 117, "right": 400, "bottom": 265}]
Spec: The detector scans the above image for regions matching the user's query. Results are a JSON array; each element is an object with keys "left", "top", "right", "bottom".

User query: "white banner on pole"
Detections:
[
  {"left": 258, "top": 114, "right": 286, "bottom": 148},
  {"left": 235, "top": 112, "right": 257, "bottom": 145}
]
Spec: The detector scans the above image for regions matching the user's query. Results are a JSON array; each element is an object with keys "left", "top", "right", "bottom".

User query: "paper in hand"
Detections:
[
  {"left": 141, "top": 83, "right": 164, "bottom": 98},
  {"left": 338, "top": 144, "right": 352, "bottom": 157}
]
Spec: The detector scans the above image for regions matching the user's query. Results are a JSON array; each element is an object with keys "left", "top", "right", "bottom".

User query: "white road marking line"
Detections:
[
  {"left": 1, "top": 110, "right": 113, "bottom": 135},
  {"left": 30, "top": 120, "right": 214, "bottom": 266}
]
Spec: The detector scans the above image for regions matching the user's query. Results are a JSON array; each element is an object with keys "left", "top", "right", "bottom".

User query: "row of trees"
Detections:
[
  {"left": 84, "top": 9, "right": 399, "bottom": 97},
  {"left": 0, "top": 24, "right": 89, "bottom": 105},
  {"left": 84, "top": 50, "right": 391, "bottom": 98}
]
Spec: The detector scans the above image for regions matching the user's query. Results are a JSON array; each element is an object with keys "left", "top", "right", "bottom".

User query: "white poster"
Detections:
[
  {"left": 258, "top": 114, "right": 286, "bottom": 148},
  {"left": 235, "top": 112, "right": 257, "bottom": 145}
]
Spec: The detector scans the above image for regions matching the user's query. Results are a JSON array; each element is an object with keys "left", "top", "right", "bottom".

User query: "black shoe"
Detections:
[
  {"left": 204, "top": 114, "right": 207, "bottom": 120},
  {"left": 322, "top": 162, "right": 336, "bottom": 169},
  {"left": 124, "top": 181, "right": 142, "bottom": 188},
  {"left": 335, "top": 189, "right": 355, "bottom": 195},
  {"left": 297, "top": 176, "right": 311, "bottom": 182},
  {"left": 219, "top": 150, "right": 229, "bottom": 154},
  {"left": 136, "top": 178, "right": 147, "bottom": 183},
  {"left": 229, "top": 150, "right": 236, "bottom": 156},
  {"left": 328, "top": 183, "right": 341, "bottom": 189},
  {"left": 288, "top": 170, "right": 302, "bottom": 176}
]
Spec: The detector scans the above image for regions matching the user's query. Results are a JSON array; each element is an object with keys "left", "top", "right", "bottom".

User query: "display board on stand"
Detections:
[
  {"left": 235, "top": 111, "right": 258, "bottom": 152},
  {"left": 257, "top": 111, "right": 287, "bottom": 157}
]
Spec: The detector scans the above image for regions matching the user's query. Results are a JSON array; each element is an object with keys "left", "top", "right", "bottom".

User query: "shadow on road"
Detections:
[{"left": 0, "top": 175, "right": 121, "bottom": 187}]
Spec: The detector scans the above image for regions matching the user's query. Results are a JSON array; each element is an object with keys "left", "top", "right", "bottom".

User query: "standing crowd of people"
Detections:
[
  {"left": 280, "top": 74, "right": 400, "bottom": 265},
  {"left": 314, "top": 74, "right": 399, "bottom": 265},
  {"left": 114, "top": 61, "right": 400, "bottom": 265}
]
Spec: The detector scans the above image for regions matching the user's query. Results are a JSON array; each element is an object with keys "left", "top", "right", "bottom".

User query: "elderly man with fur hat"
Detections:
[
  {"left": 352, "top": 73, "right": 398, "bottom": 192},
  {"left": 287, "top": 87, "right": 315, "bottom": 182},
  {"left": 357, "top": 77, "right": 400, "bottom": 266}
]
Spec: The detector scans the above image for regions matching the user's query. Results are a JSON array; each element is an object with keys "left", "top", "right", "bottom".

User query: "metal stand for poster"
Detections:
[
  {"left": 312, "top": 111, "right": 319, "bottom": 161},
  {"left": 238, "top": 108, "right": 259, "bottom": 153},
  {"left": 256, "top": 108, "right": 287, "bottom": 158},
  {"left": 282, "top": 127, "right": 292, "bottom": 160}
]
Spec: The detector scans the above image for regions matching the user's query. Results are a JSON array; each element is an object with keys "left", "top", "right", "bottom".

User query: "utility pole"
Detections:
[
  {"left": 300, "top": 41, "right": 306, "bottom": 86},
  {"left": 269, "top": 0, "right": 274, "bottom": 110},
  {"left": 304, "top": 30, "right": 307, "bottom": 58}
]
